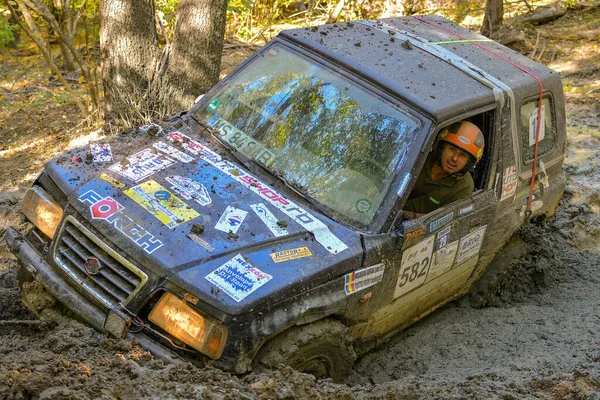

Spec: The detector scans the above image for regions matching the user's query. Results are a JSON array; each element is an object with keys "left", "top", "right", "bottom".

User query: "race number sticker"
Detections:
[
  {"left": 251, "top": 203, "right": 288, "bottom": 237},
  {"left": 109, "top": 148, "right": 175, "bottom": 183},
  {"left": 215, "top": 206, "right": 248, "bottom": 234},
  {"left": 500, "top": 165, "right": 518, "bottom": 202},
  {"left": 528, "top": 105, "right": 546, "bottom": 146},
  {"left": 205, "top": 254, "right": 272, "bottom": 302},
  {"left": 344, "top": 263, "right": 385, "bottom": 295},
  {"left": 455, "top": 225, "right": 487, "bottom": 265},
  {"left": 124, "top": 180, "right": 200, "bottom": 229},
  {"left": 153, "top": 141, "right": 194, "bottom": 163},
  {"left": 394, "top": 236, "right": 435, "bottom": 299}
]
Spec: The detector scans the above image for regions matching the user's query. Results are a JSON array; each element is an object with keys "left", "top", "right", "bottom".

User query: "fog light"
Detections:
[
  {"left": 22, "top": 186, "right": 63, "bottom": 239},
  {"left": 148, "top": 292, "right": 227, "bottom": 359},
  {"left": 104, "top": 309, "right": 131, "bottom": 338}
]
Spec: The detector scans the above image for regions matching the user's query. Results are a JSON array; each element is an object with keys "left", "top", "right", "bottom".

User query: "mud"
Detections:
[{"left": 2, "top": 12, "right": 600, "bottom": 400}]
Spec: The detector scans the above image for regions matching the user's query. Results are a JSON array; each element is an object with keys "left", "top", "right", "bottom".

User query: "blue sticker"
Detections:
[
  {"left": 397, "top": 172, "right": 412, "bottom": 197},
  {"left": 154, "top": 190, "right": 171, "bottom": 201},
  {"left": 429, "top": 212, "right": 454, "bottom": 233},
  {"left": 436, "top": 225, "right": 451, "bottom": 249}
]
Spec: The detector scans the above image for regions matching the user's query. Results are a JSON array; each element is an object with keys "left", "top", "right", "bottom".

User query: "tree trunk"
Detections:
[
  {"left": 481, "top": 0, "right": 504, "bottom": 37},
  {"left": 100, "top": 0, "right": 228, "bottom": 129}
]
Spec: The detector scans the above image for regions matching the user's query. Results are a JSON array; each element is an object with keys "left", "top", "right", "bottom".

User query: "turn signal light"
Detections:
[{"left": 22, "top": 186, "right": 63, "bottom": 239}]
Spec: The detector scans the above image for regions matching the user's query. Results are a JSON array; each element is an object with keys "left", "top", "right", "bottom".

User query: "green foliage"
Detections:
[
  {"left": 564, "top": 0, "right": 578, "bottom": 8},
  {"left": 0, "top": 13, "right": 16, "bottom": 51}
]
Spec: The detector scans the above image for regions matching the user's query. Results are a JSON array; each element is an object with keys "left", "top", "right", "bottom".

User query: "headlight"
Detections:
[
  {"left": 22, "top": 186, "right": 64, "bottom": 239},
  {"left": 148, "top": 292, "right": 227, "bottom": 359}
]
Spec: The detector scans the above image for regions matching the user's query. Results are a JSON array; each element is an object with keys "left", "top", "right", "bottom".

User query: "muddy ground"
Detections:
[{"left": 1, "top": 7, "right": 600, "bottom": 400}]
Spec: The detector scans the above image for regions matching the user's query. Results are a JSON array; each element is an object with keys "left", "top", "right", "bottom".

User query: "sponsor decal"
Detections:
[
  {"left": 519, "top": 199, "right": 544, "bottom": 217},
  {"left": 515, "top": 184, "right": 540, "bottom": 200},
  {"left": 98, "top": 173, "right": 125, "bottom": 188},
  {"left": 500, "top": 165, "right": 518, "bottom": 202},
  {"left": 528, "top": 105, "right": 546, "bottom": 146},
  {"left": 269, "top": 246, "right": 312, "bottom": 263},
  {"left": 356, "top": 199, "right": 372, "bottom": 213},
  {"left": 428, "top": 240, "right": 459, "bottom": 281},
  {"left": 397, "top": 172, "right": 412, "bottom": 197},
  {"left": 205, "top": 254, "right": 272, "bottom": 302},
  {"left": 208, "top": 98, "right": 221, "bottom": 111},
  {"left": 429, "top": 212, "right": 454, "bottom": 233},
  {"left": 458, "top": 204, "right": 474, "bottom": 216},
  {"left": 78, "top": 190, "right": 163, "bottom": 254},
  {"left": 455, "top": 225, "right": 487, "bottom": 265},
  {"left": 124, "top": 180, "right": 200, "bottom": 229},
  {"left": 153, "top": 141, "right": 194, "bottom": 163},
  {"left": 215, "top": 206, "right": 248, "bottom": 234},
  {"left": 394, "top": 236, "right": 435, "bottom": 299},
  {"left": 165, "top": 175, "right": 212, "bottom": 206},
  {"left": 457, "top": 135, "right": 471, "bottom": 145},
  {"left": 436, "top": 225, "right": 451, "bottom": 249},
  {"left": 251, "top": 203, "right": 288, "bottom": 237},
  {"left": 167, "top": 132, "right": 347, "bottom": 254},
  {"left": 405, "top": 226, "right": 424, "bottom": 241},
  {"left": 109, "top": 148, "right": 175, "bottom": 183},
  {"left": 187, "top": 233, "right": 214, "bottom": 252},
  {"left": 344, "top": 263, "right": 385, "bottom": 295},
  {"left": 90, "top": 143, "right": 112, "bottom": 162}
]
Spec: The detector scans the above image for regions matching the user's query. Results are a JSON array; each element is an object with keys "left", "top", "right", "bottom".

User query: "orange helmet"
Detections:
[{"left": 436, "top": 121, "right": 485, "bottom": 175}]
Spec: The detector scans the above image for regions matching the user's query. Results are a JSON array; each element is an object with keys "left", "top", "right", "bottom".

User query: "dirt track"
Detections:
[{"left": 2, "top": 11, "right": 600, "bottom": 400}]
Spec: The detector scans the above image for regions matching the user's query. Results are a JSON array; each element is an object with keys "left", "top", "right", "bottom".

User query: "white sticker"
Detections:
[
  {"left": 90, "top": 143, "right": 113, "bottom": 162},
  {"left": 165, "top": 175, "right": 212, "bottom": 206},
  {"left": 344, "top": 263, "right": 385, "bottom": 295},
  {"left": 205, "top": 254, "right": 272, "bottom": 302},
  {"left": 215, "top": 206, "right": 248, "bottom": 234},
  {"left": 153, "top": 141, "right": 194, "bottom": 163},
  {"left": 458, "top": 204, "right": 474, "bottom": 216},
  {"left": 428, "top": 240, "right": 459, "bottom": 282},
  {"left": 456, "top": 225, "right": 487, "bottom": 265},
  {"left": 529, "top": 105, "right": 546, "bottom": 147},
  {"left": 500, "top": 165, "right": 518, "bottom": 202},
  {"left": 167, "top": 132, "right": 347, "bottom": 254},
  {"left": 250, "top": 203, "right": 288, "bottom": 237},
  {"left": 109, "top": 148, "right": 175, "bottom": 183},
  {"left": 519, "top": 200, "right": 544, "bottom": 217},
  {"left": 394, "top": 235, "right": 435, "bottom": 299},
  {"left": 397, "top": 172, "right": 412, "bottom": 197}
]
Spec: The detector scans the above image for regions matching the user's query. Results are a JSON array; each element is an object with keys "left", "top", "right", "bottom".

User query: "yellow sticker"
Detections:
[
  {"left": 99, "top": 172, "right": 125, "bottom": 188},
  {"left": 269, "top": 246, "right": 312, "bottom": 263},
  {"left": 124, "top": 180, "right": 199, "bottom": 229}
]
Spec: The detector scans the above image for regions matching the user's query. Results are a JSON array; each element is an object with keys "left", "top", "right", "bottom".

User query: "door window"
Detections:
[{"left": 519, "top": 96, "right": 556, "bottom": 161}]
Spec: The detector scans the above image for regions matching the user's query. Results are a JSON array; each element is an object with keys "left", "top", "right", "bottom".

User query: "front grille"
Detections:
[{"left": 54, "top": 216, "right": 147, "bottom": 309}]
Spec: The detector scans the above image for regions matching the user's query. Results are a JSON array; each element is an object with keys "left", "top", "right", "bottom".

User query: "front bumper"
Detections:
[{"left": 4, "top": 227, "right": 183, "bottom": 364}]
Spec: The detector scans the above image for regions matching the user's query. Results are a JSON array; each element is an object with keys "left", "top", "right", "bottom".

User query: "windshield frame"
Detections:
[{"left": 187, "top": 39, "right": 432, "bottom": 234}]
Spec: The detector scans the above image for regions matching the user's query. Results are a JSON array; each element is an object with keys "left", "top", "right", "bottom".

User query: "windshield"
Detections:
[{"left": 194, "top": 44, "right": 420, "bottom": 228}]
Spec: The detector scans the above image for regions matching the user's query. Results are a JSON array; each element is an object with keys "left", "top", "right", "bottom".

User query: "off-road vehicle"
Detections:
[{"left": 6, "top": 15, "right": 566, "bottom": 381}]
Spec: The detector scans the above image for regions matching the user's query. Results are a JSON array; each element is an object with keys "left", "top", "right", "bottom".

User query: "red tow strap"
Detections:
[{"left": 411, "top": 16, "right": 544, "bottom": 215}]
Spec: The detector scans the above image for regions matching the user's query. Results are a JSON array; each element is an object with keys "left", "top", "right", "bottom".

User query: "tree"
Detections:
[
  {"left": 100, "top": 0, "right": 228, "bottom": 130},
  {"left": 481, "top": 0, "right": 503, "bottom": 37}
]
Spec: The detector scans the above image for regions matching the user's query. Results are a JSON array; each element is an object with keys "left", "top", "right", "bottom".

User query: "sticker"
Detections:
[
  {"left": 436, "top": 225, "right": 451, "bottom": 249},
  {"left": 515, "top": 184, "right": 540, "bottom": 200},
  {"left": 153, "top": 141, "right": 194, "bottom": 163},
  {"left": 90, "top": 143, "right": 113, "bottom": 162},
  {"left": 109, "top": 148, "right": 175, "bottom": 183},
  {"left": 78, "top": 190, "right": 163, "bottom": 254},
  {"left": 397, "top": 172, "right": 412, "bottom": 197},
  {"left": 269, "top": 247, "right": 312, "bottom": 263},
  {"left": 429, "top": 212, "right": 454, "bottom": 233},
  {"left": 356, "top": 199, "right": 372, "bottom": 213},
  {"left": 456, "top": 225, "right": 487, "bottom": 265},
  {"left": 267, "top": 47, "right": 280, "bottom": 57},
  {"left": 167, "top": 132, "right": 347, "bottom": 254},
  {"left": 394, "top": 235, "right": 435, "bottom": 299},
  {"left": 344, "top": 263, "right": 385, "bottom": 295},
  {"left": 208, "top": 98, "right": 221, "bottom": 111},
  {"left": 458, "top": 204, "right": 474, "bottom": 216},
  {"left": 124, "top": 180, "right": 200, "bottom": 229},
  {"left": 165, "top": 175, "right": 212, "bottom": 206},
  {"left": 215, "top": 206, "right": 248, "bottom": 234},
  {"left": 205, "top": 254, "right": 272, "bottom": 302},
  {"left": 528, "top": 105, "right": 546, "bottom": 146},
  {"left": 211, "top": 118, "right": 276, "bottom": 167},
  {"left": 519, "top": 200, "right": 544, "bottom": 217},
  {"left": 251, "top": 203, "right": 288, "bottom": 237},
  {"left": 457, "top": 135, "right": 471, "bottom": 145},
  {"left": 187, "top": 233, "right": 214, "bottom": 252},
  {"left": 99, "top": 173, "right": 125, "bottom": 188},
  {"left": 428, "top": 241, "right": 459, "bottom": 281},
  {"left": 500, "top": 165, "right": 518, "bottom": 202},
  {"left": 405, "top": 226, "right": 424, "bottom": 241}
]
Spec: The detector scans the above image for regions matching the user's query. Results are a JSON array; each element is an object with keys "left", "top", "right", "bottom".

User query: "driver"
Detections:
[{"left": 403, "top": 121, "right": 484, "bottom": 218}]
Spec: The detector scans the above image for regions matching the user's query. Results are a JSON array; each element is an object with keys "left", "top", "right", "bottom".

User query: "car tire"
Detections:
[{"left": 253, "top": 318, "right": 356, "bottom": 382}]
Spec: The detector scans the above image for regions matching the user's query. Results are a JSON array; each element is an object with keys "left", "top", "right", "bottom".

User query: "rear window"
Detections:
[{"left": 520, "top": 96, "right": 556, "bottom": 161}]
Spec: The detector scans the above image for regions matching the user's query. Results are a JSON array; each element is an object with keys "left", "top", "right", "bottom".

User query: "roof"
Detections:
[{"left": 279, "top": 15, "right": 561, "bottom": 122}]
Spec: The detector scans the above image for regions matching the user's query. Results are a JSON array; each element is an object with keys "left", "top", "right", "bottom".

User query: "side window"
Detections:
[{"left": 520, "top": 96, "right": 556, "bottom": 161}]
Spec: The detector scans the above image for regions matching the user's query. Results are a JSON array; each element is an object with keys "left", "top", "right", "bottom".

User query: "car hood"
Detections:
[{"left": 45, "top": 123, "right": 363, "bottom": 314}]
